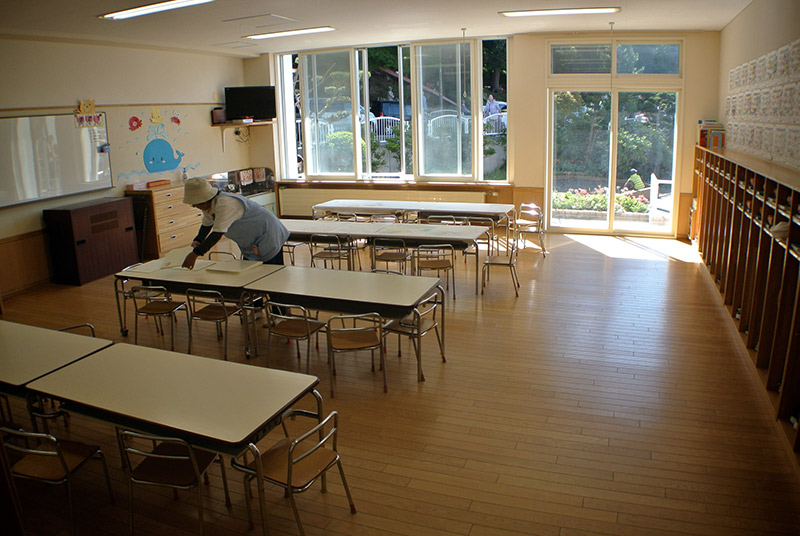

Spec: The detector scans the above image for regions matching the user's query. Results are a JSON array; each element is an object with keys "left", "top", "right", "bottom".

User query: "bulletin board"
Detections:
[{"left": 0, "top": 113, "right": 112, "bottom": 208}]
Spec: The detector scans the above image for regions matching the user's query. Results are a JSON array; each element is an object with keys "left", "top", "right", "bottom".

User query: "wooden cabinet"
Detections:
[
  {"left": 43, "top": 197, "right": 139, "bottom": 285},
  {"left": 695, "top": 146, "right": 800, "bottom": 450},
  {"left": 125, "top": 183, "right": 203, "bottom": 260}
]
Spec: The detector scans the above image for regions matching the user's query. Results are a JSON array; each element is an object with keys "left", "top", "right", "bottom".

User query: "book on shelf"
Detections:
[{"left": 698, "top": 119, "right": 725, "bottom": 148}]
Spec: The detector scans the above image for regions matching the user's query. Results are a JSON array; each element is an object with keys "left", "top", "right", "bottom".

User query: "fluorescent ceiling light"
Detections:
[
  {"left": 500, "top": 7, "right": 620, "bottom": 17},
  {"left": 245, "top": 27, "right": 335, "bottom": 40},
  {"left": 101, "top": 0, "right": 215, "bottom": 20}
]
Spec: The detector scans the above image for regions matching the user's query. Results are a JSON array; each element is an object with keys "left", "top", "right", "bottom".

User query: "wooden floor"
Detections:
[{"left": 3, "top": 234, "right": 800, "bottom": 536}]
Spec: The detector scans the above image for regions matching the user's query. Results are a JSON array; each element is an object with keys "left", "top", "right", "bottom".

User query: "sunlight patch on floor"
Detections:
[{"left": 565, "top": 234, "right": 702, "bottom": 263}]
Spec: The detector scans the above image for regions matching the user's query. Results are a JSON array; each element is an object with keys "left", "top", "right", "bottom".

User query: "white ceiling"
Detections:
[{"left": 0, "top": 0, "right": 751, "bottom": 57}]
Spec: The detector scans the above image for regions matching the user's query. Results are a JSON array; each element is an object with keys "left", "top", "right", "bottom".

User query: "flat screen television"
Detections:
[{"left": 224, "top": 86, "right": 276, "bottom": 121}]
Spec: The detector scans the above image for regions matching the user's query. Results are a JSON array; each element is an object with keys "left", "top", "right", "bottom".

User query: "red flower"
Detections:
[{"left": 128, "top": 116, "right": 142, "bottom": 131}]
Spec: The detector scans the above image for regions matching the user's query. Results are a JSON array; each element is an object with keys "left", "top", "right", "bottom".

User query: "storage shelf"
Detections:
[{"left": 694, "top": 145, "right": 800, "bottom": 455}]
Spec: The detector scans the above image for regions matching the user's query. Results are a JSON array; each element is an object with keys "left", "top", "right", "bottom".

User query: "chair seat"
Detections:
[
  {"left": 271, "top": 318, "right": 326, "bottom": 338},
  {"left": 418, "top": 259, "right": 452, "bottom": 270},
  {"left": 247, "top": 437, "right": 338, "bottom": 489},
  {"left": 12, "top": 440, "right": 100, "bottom": 482},
  {"left": 130, "top": 442, "right": 216, "bottom": 487},
  {"left": 485, "top": 254, "right": 515, "bottom": 265},
  {"left": 329, "top": 330, "right": 381, "bottom": 350},
  {"left": 385, "top": 316, "right": 437, "bottom": 336},
  {"left": 193, "top": 303, "right": 239, "bottom": 321},
  {"left": 375, "top": 252, "right": 409, "bottom": 262},
  {"left": 138, "top": 301, "right": 184, "bottom": 315}
]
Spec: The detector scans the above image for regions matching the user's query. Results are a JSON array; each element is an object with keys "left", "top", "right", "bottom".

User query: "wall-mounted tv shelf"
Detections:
[
  {"left": 695, "top": 145, "right": 800, "bottom": 455},
  {"left": 213, "top": 121, "right": 274, "bottom": 151}
]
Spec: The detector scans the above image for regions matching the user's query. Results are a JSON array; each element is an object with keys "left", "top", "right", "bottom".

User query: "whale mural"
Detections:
[{"left": 143, "top": 138, "right": 184, "bottom": 172}]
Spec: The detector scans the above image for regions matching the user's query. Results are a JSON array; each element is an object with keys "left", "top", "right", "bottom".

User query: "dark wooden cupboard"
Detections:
[{"left": 43, "top": 197, "right": 139, "bottom": 285}]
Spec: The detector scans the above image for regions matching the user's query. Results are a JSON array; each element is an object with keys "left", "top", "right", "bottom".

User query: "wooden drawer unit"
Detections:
[{"left": 126, "top": 183, "right": 202, "bottom": 260}]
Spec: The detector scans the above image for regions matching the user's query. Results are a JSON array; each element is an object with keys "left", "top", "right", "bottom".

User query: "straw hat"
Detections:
[{"left": 182, "top": 178, "right": 217, "bottom": 205}]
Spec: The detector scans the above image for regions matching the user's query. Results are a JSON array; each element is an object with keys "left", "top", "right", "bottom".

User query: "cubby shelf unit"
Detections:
[{"left": 695, "top": 145, "right": 800, "bottom": 453}]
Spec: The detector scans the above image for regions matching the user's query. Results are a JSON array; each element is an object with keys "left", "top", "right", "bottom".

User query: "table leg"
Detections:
[
  {"left": 473, "top": 240, "right": 480, "bottom": 294},
  {"left": 437, "top": 284, "right": 446, "bottom": 356},
  {"left": 113, "top": 277, "right": 128, "bottom": 336}
]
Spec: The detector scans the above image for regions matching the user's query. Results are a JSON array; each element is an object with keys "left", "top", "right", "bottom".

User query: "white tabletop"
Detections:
[
  {"left": 27, "top": 344, "right": 318, "bottom": 452},
  {"left": 282, "top": 219, "right": 487, "bottom": 243},
  {"left": 245, "top": 266, "right": 441, "bottom": 317},
  {"left": 118, "top": 259, "right": 284, "bottom": 289},
  {"left": 312, "top": 199, "right": 515, "bottom": 218},
  {"left": 0, "top": 320, "right": 113, "bottom": 389}
]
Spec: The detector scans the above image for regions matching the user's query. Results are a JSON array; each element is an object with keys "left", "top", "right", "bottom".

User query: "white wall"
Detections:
[
  {"left": 0, "top": 38, "right": 247, "bottom": 238},
  {"left": 508, "top": 31, "right": 720, "bottom": 199},
  {"left": 718, "top": 0, "right": 800, "bottom": 116}
]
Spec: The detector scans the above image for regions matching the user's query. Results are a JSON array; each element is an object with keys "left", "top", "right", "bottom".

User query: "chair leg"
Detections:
[
  {"left": 128, "top": 479, "right": 135, "bottom": 534},
  {"left": 223, "top": 319, "right": 228, "bottom": 360},
  {"left": 97, "top": 450, "right": 115, "bottom": 503},
  {"left": 434, "top": 326, "right": 446, "bottom": 362},
  {"left": 288, "top": 492, "right": 305, "bottom": 536},
  {"left": 187, "top": 320, "right": 193, "bottom": 354},
  {"left": 337, "top": 460, "right": 358, "bottom": 514},
  {"left": 329, "top": 348, "right": 336, "bottom": 398},
  {"left": 243, "top": 475, "right": 254, "bottom": 530},
  {"left": 196, "top": 484, "right": 205, "bottom": 536}
]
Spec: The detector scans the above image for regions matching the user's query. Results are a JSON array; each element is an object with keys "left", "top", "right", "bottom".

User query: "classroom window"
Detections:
[
  {"left": 551, "top": 44, "right": 612, "bottom": 74},
  {"left": 617, "top": 43, "right": 680, "bottom": 74},
  {"left": 284, "top": 39, "right": 497, "bottom": 181}
]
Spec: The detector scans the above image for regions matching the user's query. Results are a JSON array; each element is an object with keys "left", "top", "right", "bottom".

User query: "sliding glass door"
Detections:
[
  {"left": 614, "top": 91, "right": 676, "bottom": 233},
  {"left": 551, "top": 91, "right": 612, "bottom": 230},
  {"left": 549, "top": 90, "right": 677, "bottom": 234}
]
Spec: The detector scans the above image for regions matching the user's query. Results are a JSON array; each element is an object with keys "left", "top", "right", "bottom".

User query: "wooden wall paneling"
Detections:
[{"left": 0, "top": 231, "right": 51, "bottom": 299}]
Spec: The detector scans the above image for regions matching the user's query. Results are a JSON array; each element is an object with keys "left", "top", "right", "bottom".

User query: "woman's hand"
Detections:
[{"left": 182, "top": 251, "right": 199, "bottom": 269}]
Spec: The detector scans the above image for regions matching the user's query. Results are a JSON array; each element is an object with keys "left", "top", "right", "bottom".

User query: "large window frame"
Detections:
[
  {"left": 546, "top": 38, "right": 685, "bottom": 236},
  {"left": 276, "top": 38, "right": 492, "bottom": 183}
]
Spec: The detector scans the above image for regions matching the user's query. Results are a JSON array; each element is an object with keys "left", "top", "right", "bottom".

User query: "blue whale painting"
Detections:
[{"left": 143, "top": 138, "right": 184, "bottom": 173}]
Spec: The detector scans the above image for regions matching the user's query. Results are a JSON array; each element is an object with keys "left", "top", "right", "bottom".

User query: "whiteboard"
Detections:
[{"left": 0, "top": 113, "right": 112, "bottom": 208}]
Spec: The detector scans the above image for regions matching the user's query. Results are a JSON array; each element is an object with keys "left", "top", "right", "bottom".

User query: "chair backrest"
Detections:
[
  {"left": 265, "top": 301, "right": 315, "bottom": 328},
  {"left": 423, "top": 214, "right": 464, "bottom": 225},
  {"left": 115, "top": 263, "right": 144, "bottom": 295},
  {"left": 373, "top": 237, "right": 407, "bottom": 252},
  {"left": 208, "top": 251, "right": 238, "bottom": 261},
  {"left": 130, "top": 285, "right": 171, "bottom": 311},
  {"left": 466, "top": 216, "right": 496, "bottom": 236},
  {"left": 186, "top": 288, "right": 228, "bottom": 316},
  {"left": 415, "top": 243, "right": 455, "bottom": 260},
  {"left": 405, "top": 292, "right": 441, "bottom": 329},
  {"left": 287, "top": 411, "right": 340, "bottom": 477},
  {"left": 368, "top": 213, "right": 398, "bottom": 223},
  {"left": 326, "top": 313, "right": 385, "bottom": 350},
  {"left": 117, "top": 429, "right": 202, "bottom": 487},
  {"left": 0, "top": 427, "right": 70, "bottom": 483},
  {"left": 58, "top": 323, "right": 96, "bottom": 337}
]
